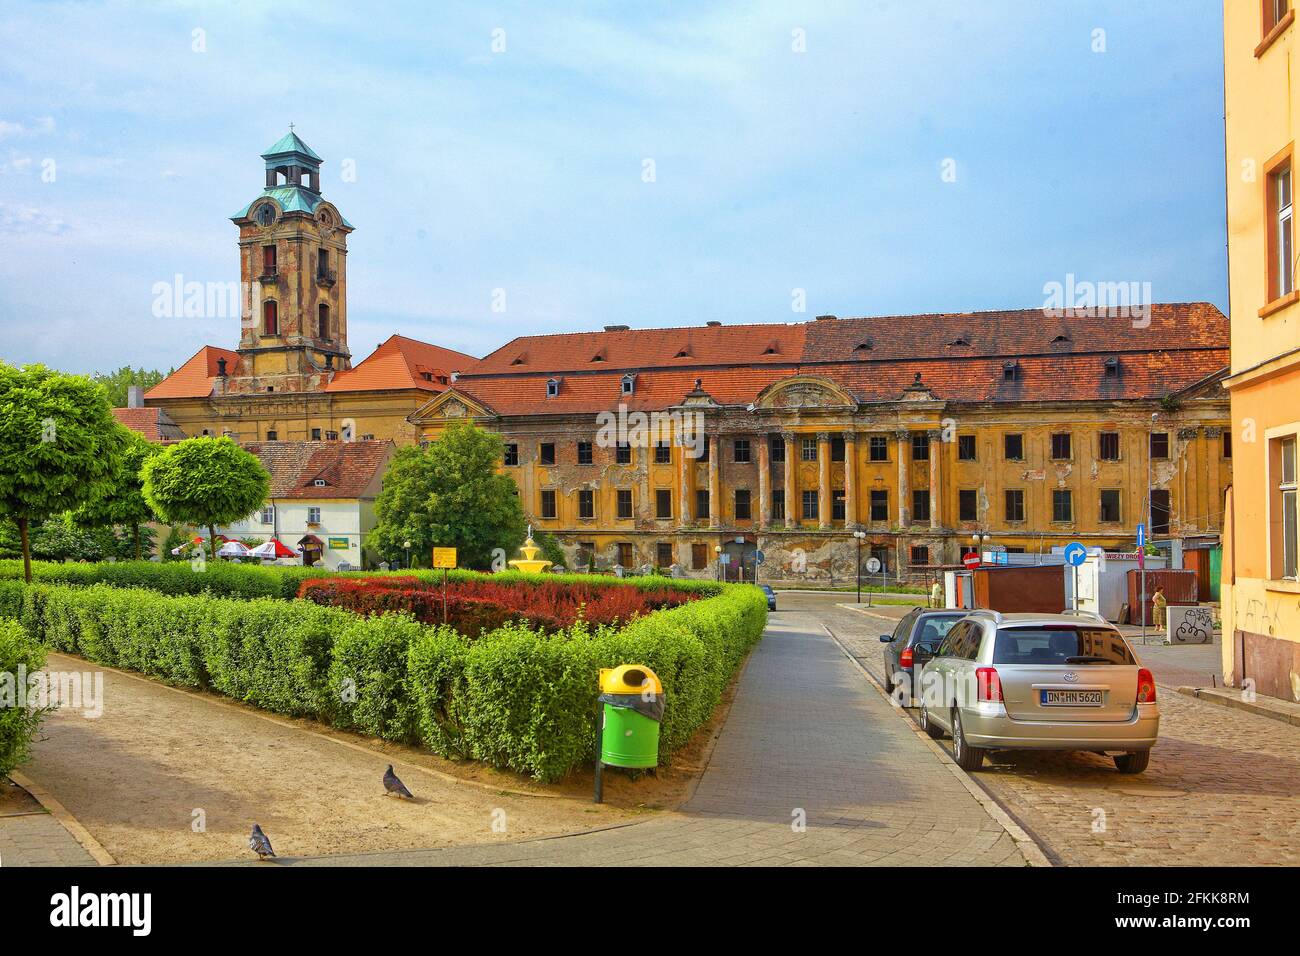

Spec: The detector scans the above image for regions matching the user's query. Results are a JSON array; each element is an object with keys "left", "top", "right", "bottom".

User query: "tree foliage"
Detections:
[
  {"left": 370, "top": 421, "right": 526, "bottom": 570},
  {"left": 0, "top": 363, "right": 124, "bottom": 580},
  {"left": 141, "top": 437, "right": 270, "bottom": 558},
  {"left": 71, "top": 428, "right": 159, "bottom": 559},
  {"left": 90, "top": 367, "right": 170, "bottom": 408}
]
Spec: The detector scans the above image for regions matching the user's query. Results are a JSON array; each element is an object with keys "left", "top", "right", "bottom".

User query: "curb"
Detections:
[
  {"left": 819, "top": 624, "right": 1054, "bottom": 868},
  {"left": 9, "top": 771, "right": 116, "bottom": 866},
  {"left": 1176, "top": 685, "right": 1300, "bottom": 728}
]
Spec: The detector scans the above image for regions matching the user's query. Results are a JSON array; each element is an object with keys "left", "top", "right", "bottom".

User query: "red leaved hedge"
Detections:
[{"left": 297, "top": 576, "right": 696, "bottom": 636}]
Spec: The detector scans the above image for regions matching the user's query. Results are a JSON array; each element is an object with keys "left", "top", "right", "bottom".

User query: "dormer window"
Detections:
[
  {"left": 854, "top": 339, "right": 874, "bottom": 352},
  {"left": 1003, "top": 361, "right": 1022, "bottom": 382},
  {"left": 1052, "top": 334, "right": 1072, "bottom": 344},
  {"left": 621, "top": 374, "right": 636, "bottom": 395},
  {"left": 674, "top": 346, "right": 691, "bottom": 358},
  {"left": 313, "top": 478, "right": 327, "bottom": 487},
  {"left": 762, "top": 340, "right": 780, "bottom": 355},
  {"left": 1103, "top": 357, "right": 1120, "bottom": 378},
  {"left": 511, "top": 355, "right": 526, "bottom": 366},
  {"left": 591, "top": 350, "right": 606, "bottom": 362},
  {"left": 546, "top": 378, "right": 560, "bottom": 398},
  {"left": 949, "top": 335, "right": 970, "bottom": 347}
]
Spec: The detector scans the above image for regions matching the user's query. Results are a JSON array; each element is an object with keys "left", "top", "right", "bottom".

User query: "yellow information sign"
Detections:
[{"left": 432, "top": 547, "right": 458, "bottom": 569}]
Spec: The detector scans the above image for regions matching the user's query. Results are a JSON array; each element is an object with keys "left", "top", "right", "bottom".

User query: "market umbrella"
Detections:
[
  {"left": 217, "top": 541, "right": 251, "bottom": 558},
  {"left": 250, "top": 539, "right": 295, "bottom": 559}
]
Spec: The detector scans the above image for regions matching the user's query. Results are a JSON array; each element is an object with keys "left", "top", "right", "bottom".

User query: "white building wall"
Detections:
[{"left": 220, "top": 497, "right": 377, "bottom": 570}]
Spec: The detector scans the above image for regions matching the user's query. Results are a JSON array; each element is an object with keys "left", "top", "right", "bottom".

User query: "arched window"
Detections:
[
  {"left": 263, "top": 299, "right": 278, "bottom": 336},
  {"left": 317, "top": 303, "right": 329, "bottom": 340}
]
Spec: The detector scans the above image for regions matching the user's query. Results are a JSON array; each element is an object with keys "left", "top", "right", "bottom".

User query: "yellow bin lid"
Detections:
[{"left": 599, "top": 664, "right": 663, "bottom": 695}]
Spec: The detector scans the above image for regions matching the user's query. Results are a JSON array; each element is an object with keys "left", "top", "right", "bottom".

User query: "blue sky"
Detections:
[{"left": 0, "top": 1, "right": 1227, "bottom": 374}]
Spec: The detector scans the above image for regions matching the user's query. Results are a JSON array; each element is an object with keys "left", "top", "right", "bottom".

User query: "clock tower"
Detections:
[{"left": 226, "top": 130, "right": 353, "bottom": 394}]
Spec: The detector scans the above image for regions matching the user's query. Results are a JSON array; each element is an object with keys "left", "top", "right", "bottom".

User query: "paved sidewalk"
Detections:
[
  {"left": 263, "top": 608, "right": 1030, "bottom": 866},
  {"left": 0, "top": 811, "right": 98, "bottom": 866}
]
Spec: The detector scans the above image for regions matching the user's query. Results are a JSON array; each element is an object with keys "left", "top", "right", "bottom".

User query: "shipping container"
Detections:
[
  {"left": 971, "top": 565, "right": 1065, "bottom": 613},
  {"left": 1125, "top": 568, "right": 1199, "bottom": 626}
]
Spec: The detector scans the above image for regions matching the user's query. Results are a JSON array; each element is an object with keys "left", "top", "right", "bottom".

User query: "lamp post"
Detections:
[
  {"left": 714, "top": 544, "right": 723, "bottom": 582},
  {"left": 1142, "top": 412, "right": 1157, "bottom": 644},
  {"left": 853, "top": 530, "right": 867, "bottom": 604},
  {"left": 404, "top": 539, "right": 411, "bottom": 570}
]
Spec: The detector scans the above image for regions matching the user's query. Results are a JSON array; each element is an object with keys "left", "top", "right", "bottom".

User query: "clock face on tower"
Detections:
[{"left": 256, "top": 203, "right": 276, "bottom": 226}]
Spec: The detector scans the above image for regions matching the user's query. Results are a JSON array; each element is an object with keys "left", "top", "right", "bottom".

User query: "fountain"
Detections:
[{"left": 508, "top": 525, "right": 552, "bottom": 574}]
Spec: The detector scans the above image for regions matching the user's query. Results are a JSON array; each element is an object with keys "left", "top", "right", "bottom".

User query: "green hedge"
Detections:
[
  {"left": 0, "top": 618, "right": 51, "bottom": 777},
  {"left": 0, "top": 560, "right": 723, "bottom": 603},
  {"left": 0, "top": 577, "right": 765, "bottom": 781}
]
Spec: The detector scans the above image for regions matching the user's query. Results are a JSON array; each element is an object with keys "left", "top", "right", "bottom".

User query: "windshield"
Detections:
[
  {"left": 913, "top": 615, "right": 963, "bottom": 645},
  {"left": 993, "top": 627, "right": 1135, "bottom": 666}
]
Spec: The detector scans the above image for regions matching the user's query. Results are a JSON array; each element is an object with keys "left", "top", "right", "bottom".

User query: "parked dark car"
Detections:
[
  {"left": 879, "top": 608, "right": 967, "bottom": 705},
  {"left": 759, "top": 584, "right": 777, "bottom": 610}
]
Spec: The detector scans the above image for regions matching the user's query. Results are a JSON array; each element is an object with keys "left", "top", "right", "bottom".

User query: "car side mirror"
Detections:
[
  {"left": 879, "top": 634, "right": 892, "bottom": 643},
  {"left": 912, "top": 642, "right": 938, "bottom": 665}
]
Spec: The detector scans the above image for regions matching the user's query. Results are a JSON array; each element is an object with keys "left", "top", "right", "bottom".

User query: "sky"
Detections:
[{"left": 0, "top": 0, "right": 1228, "bottom": 375}]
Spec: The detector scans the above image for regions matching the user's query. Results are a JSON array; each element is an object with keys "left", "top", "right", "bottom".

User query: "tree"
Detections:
[
  {"left": 371, "top": 420, "right": 526, "bottom": 570},
  {"left": 141, "top": 437, "right": 271, "bottom": 560},
  {"left": 71, "top": 427, "right": 160, "bottom": 560},
  {"left": 0, "top": 364, "right": 124, "bottom": 582},
  {"left": 91, "top": 367, "right": 171, "bottom": 408}
]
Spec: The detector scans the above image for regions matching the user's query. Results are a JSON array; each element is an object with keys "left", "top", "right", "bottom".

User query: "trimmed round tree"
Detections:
[
  {"left": 371, "top": 420, "right": 526, "bottom": 570},
  {"left": 0, "top": 363, "right": 124, "bottom": 582},
  {"left": 141, "top": 437, "right": 271, "bottom": 559},
  {"left": 71, "top": 426, "right": 160, "bottom": 560}
]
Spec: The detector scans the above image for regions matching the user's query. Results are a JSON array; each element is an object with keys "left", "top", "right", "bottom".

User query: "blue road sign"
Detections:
[
  {"left": 1136, "top": 523, "right": 1146, "bottom": 547},
  {"left": 1064, "top": 542, "right": 1087, "bottom": 567},
  {"left": 754, "top": 550, "right": 765, "bottom": 565}
]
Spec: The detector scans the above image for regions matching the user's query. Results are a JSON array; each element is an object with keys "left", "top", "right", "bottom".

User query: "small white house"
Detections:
[{"left": 220, "top": 440, "right": 393, "bottom": 570}]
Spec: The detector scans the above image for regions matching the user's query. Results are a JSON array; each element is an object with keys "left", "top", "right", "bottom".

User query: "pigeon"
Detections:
[
  {"left": 249, "top": 824, "right": 275, "bottom": 860},
  {"left": 383, "top": 764, "right": 413, "bottom": 799}
]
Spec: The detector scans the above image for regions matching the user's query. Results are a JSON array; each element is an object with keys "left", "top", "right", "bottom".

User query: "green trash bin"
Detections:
[{"left": 598, "top": 664, "right": 664, "bottom": 769}]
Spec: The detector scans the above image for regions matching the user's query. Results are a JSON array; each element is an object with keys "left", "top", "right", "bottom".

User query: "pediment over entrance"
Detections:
[
  {"left": 753, "top": 375, "right": 857, "bottom": 410},
  {"left": 408, "top": 388, "right": 497, "bottom": 425}
]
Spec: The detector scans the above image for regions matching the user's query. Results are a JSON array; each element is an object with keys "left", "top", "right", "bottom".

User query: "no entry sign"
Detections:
[{"left": 962, "top": 552, "right": 982, "bottom": 570}]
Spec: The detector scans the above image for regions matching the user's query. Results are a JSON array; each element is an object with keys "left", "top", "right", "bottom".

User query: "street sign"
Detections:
[
  {"left": 719, "top": 553, "right": 731, "bottom": 565},
  {"left": 865, "top": 557, "right": 881, "bottom": 574},
  {"left": 1136, "top": 523, "right": 1146, "bottom": 547},
  {"left": 754, "top": 550, "right": 765, "bottom": 565},
  {"left": 962, "top": 552, "right": 982, "bottom": 570},
  {"left": 1063, "top": 542, "right": 1087, "bottom": 567},
  {"left": 432, "top": 547, "right": 457, "bottom": 569}
]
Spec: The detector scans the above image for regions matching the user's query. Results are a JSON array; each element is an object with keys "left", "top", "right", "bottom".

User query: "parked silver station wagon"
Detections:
[{"left": 915, "top": 610, "right": 1159, "bottom": 774}]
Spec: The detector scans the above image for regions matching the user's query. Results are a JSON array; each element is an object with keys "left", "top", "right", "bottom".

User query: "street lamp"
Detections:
[
  {"left": 403, "top": 539, "right": 411, "bottom": 570},
  {"left": 714, "top": 544, "right": 723, "bottom": 582},
  {"left": 853, "top": 530, "right": 867, "bottom": 604}
]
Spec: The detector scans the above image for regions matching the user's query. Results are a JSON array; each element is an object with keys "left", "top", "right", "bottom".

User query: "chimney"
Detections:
[
  {"left": 126, "top": 385, "right": 144, "bottom": 408},
  {"left": 603, "top": 324, "right": 630, "bottom": 332},
  {"left": 815, "top": 314, "right": 837, "bottom": 321},
  {"left": 706, "top": 320, "right": 722, "bottom": 327}
]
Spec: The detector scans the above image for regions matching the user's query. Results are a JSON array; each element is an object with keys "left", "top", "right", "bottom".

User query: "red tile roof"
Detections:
[
  {"left": 324, "top": 335, "right": 477, "bottom": 393},
  {"left": 450, "top": 304, "right": 1229, "bottom": 414},
  {"left": 144, "top": 346, "right": 240, "bottom": 399},
  {"left": 241, "top": 441, "right": 393, "bottom": 499},
  {"left": 111, "top": 407, "right": 187, "bottom": 441}
]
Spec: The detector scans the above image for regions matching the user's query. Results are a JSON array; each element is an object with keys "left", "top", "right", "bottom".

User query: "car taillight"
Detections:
[
  {"left": 976, "top": 666, "right": 1003, "bottom": 703},
  {"left": 1137, "top": 667, "right": 1156, "bottom": 703},
  {"left": 900, "top": 647, "right": 913, "bottom": 668}
]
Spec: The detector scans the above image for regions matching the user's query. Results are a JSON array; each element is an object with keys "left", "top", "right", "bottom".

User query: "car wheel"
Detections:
[
  {"left": 1113, "top": 750, "right": 1150, "bottom": 774},
  {"left": 950, "top": 708, "right": 984, "bottom": 771},
  {"left": 920, "top": 701, "right": 944, "bottom": 739}
]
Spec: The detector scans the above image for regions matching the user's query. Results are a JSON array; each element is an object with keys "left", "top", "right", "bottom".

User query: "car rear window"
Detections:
[
  {"left": 913, "top": 616, "right": 962, "bottom": 645},
  {"left": 993, "top": 627, "right": 1136, "bottom": 665}
]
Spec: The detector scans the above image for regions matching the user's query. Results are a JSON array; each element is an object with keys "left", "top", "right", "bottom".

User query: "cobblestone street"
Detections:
[{"left": 817, "top": 593, "right": 1300, "bottom": 866}]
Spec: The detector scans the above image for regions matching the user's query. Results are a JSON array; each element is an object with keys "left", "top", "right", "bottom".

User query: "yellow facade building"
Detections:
[
  {"left": 411, "top": 308, "right": 1231, "bottom": 582},
  {"left": 1222, "top": 0, "right": 1300, "bottom": 702}
]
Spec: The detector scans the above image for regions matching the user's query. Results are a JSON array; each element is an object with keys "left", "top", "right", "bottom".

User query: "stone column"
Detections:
[
  {"left": 708, "top": 433, "right": 721, "bottom": 530},
  {"left": 639, "top": 443, "right": 652, "bottom": 525},
  {"left": 783, "top": 432, "right": 796, "bottom": 529},
  {"left": 896, "top": 430, "right": 911, "bottom": 527},
  {"left": 758, "top": 434, "right": 771, "bottom": 529},
  {"left": 817, "top": 432, "right": 831, "bottom": 530},
  {"left": 928, "top": 428, "right": 941, "bottom": 531},
  {"left": 843, "top": 430, "right": 858, "bottom": 528}
]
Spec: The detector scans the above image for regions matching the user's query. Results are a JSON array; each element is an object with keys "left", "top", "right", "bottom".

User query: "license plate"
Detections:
[{"left": 1041, "top": 689, "right": 1103, "bottom": 706}]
